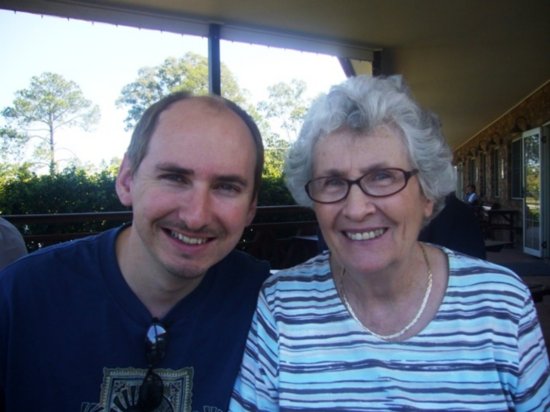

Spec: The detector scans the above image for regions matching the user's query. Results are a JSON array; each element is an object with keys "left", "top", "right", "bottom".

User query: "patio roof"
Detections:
[{"left": 1, "top": 0, "right": 548, "bottom": 150}]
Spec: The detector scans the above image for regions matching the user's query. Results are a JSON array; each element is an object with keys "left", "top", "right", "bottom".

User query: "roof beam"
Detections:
[{"left": 0, "top": 0, "right": 376, "bottom": 61}]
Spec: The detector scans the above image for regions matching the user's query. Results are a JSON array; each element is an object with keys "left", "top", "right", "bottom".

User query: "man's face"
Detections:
[{"left": 116, "top": 99, "right": 257, "bottom": 280}]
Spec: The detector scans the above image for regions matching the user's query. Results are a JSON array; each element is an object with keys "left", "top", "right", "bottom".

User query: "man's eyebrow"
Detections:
[
  {"left": 155, "top": 163, "right": 193, "bottom": 175},
  {"left": 216, "top": 174, "right": 249, "bottom": 187},
  {"left": 155, "top": 163, "right": 249, "bottom": 186}
]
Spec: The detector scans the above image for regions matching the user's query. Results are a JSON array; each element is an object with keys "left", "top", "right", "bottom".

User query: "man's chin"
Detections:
[{"left": 164, "top": 261, "right": 208, "bottom": 281}]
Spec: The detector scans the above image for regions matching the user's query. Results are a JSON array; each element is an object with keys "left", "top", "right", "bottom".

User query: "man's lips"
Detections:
[
  {"left": 168, "top": 229, "right": 211, "bottom": 245},
  {"left": 344, "top": 228, "right": 386, "bottom": 241}
]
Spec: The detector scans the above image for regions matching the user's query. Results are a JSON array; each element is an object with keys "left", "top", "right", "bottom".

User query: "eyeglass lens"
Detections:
[
  {"left": 306, "top": 168, "right": 417, "bottom": 203},
  {"left": 130, "top": 319, "right": 168, "bottom": 412},
  {"left": 145, "top": 321, "right": 168, "bottom": 365},
  {"left": 137, "top": 369, "right": 164, "bottom": 411}
]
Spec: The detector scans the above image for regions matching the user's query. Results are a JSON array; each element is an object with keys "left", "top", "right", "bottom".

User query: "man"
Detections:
[
  {"left": 0, "top": 217, "right": 27, "bottom": 271},
  {"left": 463, "top": 183, "right": 479, "bottom": 206},
  {"left": 0, "top": 92, "right": 270, "bottom": 411},
  {"left": 418, "top": 192, "right": 486, "bottom": 259}
]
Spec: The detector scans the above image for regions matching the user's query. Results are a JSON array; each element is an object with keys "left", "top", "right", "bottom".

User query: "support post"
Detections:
[{"left": 208, "top": 24, "right": 221, "bottom": 95}]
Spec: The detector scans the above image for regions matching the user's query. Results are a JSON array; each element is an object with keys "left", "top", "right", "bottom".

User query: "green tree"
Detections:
[
  {"left": 256, "top": 79, "right": 310, "bottom": 183},
  {"left": 0, "top": 126, "right": 28, "bottom": 164},
  {"left": 0, "top": 166, "right": 125, "bottom": 251},
  {"left": 2, "top": 72, "right": 100, "bottom": 174},
  {"left": 0, "top": 166, "right": 122, "bottom": 215},
  {"left": 116, "top": 52, "right": 249, "bottom": 130},
  {"left": 0, "top": 162, "right": 33, "bottom": 189},
  {"left": 257, "top": 79, "right": 311, "bottom": 142},
  {"left": 263, "top": 134, "right": 291, "bottom": 180}
]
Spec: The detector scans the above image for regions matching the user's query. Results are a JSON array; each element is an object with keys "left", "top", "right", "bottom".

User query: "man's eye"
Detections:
[
  {"left": 161, "top": 174, "right": 188, "bottom": 183},
  {"left": 216, "top": 183, "right": 242, "bottom": 195}
]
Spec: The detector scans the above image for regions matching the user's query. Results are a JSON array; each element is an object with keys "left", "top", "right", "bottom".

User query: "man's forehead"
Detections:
[
  {"left": 161, "top": 96, "right": 227, "bottom": 117},
  {"left": 154, "top": 97, "right": 253, "bottom": 144}
]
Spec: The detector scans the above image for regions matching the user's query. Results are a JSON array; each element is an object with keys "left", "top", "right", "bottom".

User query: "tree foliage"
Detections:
[
  {"left": 116, "top": 52, "right": 249, "bottom": 130},
  {"left": 1, "top": 72, "right": 100, "bottom": 174},
  {"left": 0, "top": 166, "right": 125, "bottom": 251},
  {"left": 0, "top": 126, "right": 28, "bottom": 164},
  {"left": 257, "top": 79, "right": 311, "bottom": 142},
  {"left": 0, "top": 62, "right": 316, "bottom": 221},
  {"left": 0, "top": 166, "right": 121, "bottom": 215},
  {"left": 256, "top": 79, "right": 311, "bottom": 183}
]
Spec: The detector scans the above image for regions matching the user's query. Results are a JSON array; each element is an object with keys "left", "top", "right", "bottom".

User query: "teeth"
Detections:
[
  {"left": 346, "top": 228, "right": 385, "bottom": 241},
  {"left": 170, "top": 231, "right": 208, "bottom": 245}
]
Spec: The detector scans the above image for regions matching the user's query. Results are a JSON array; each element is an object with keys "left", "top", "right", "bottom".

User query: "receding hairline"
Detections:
[
  {"left": 161, "top": 94, "right": 240, "bottom": 118},
  {"left": 154, "top": 95, "right": 256, "bottom": 143}
]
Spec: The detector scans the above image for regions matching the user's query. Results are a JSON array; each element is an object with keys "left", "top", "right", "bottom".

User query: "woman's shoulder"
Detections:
[
  {"left": 445, "top": 247, "right": 516, "bottom": 274},
  {"left": 441, "top": 246, "right": 531, "bottom": 299},
  {"left": 263, "top": 252, "right": 333, "bottom": 291}
]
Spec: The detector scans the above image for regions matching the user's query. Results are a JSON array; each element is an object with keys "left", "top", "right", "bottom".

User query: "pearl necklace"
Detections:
[{"left": 338, "top": 243, "right": 433, "bottom": 341}]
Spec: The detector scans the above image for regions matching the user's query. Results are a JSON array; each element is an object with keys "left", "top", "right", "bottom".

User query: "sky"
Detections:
[{"left": 0, "top": 9, "right": 346, "bottom": 168}]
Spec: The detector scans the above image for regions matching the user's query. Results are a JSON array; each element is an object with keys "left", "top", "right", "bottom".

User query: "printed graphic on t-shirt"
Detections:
[{"left": 80, "top": 367, "right": 193, "bottom": 411}]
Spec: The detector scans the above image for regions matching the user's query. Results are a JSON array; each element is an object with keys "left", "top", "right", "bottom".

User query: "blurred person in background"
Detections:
[{"left": 0, "top": 217, "right": 27, "bottom": 271}]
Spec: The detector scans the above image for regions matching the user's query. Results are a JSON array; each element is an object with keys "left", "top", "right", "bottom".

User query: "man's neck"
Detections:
[{"left": 115, "top": 226, "right": 205, "bottom": 318}]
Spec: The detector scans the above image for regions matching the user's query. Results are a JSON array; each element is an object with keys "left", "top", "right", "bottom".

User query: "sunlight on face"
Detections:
[
  {"left": 117, "top": 98, "right": 258, "bottom": 281},
  {"left": 313, "top": 126, "right": 434, "bottom": 274}
]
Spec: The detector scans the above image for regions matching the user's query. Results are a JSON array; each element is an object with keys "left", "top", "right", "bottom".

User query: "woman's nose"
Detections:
[{"left": 342, "top": 183, "right": 376, "bottom": 220}]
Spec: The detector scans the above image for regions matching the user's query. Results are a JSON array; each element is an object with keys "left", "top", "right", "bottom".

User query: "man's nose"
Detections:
[{"left": 179, "top": 188, "right": 211, "bottom": 230}]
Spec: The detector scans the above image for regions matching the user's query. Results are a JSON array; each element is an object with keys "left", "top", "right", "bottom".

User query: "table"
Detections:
[{"left": 486, "top": 209, "right": 519, "bottom": 243}]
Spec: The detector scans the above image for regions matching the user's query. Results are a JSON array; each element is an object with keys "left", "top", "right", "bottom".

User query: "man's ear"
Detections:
[
  {"left": 115, "top": 154, "right": 134, "bottom": 207},
  {"left": 245, "top": 197, "right": 258, "bottom": 227}
]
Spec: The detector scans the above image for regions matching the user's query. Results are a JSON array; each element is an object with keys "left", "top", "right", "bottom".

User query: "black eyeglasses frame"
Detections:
[{"left": 305, "top": 168, "right": 419, "bottom": 204}]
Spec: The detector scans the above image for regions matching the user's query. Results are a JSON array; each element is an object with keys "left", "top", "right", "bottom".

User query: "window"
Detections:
[
  {"left": 490, "top": 148, "right": 500, "bottom": 197},
  {"left": 479, "top": 152, "right": 486, "bottom": 198},
  {"left": 467, "top": 158, "right": 476, "bottom": 187},
  {"left": 455, "top": 164, "right": 463, "bottom": 198},
  {"left": 511, "top": 138, "right": 523, "bottom": 199}
]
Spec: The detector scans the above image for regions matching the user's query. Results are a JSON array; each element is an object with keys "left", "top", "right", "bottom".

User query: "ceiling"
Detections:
[{"left": 1, "top": 0, "right": 549, "bottom": 150}]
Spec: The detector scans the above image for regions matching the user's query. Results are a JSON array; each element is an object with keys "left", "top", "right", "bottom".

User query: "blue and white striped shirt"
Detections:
[{"left": 230, "top": 248, "right": 550, "bottom": 411}]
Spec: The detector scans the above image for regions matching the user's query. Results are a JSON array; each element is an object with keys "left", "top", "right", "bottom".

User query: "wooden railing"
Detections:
[{"left": 3, "top": 206, "right": 319, "bottom": 269}]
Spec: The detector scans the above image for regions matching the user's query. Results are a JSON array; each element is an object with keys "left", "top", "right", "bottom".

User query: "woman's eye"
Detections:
[
  {"left": 323, "top": 177, "right": 345, "bottom": 188},
  {"left": 369, "top": 170, "right": 394, "bottom": 182}
]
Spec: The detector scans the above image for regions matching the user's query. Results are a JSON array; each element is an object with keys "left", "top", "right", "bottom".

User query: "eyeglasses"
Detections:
[
  {"left": 129, "top": 319, "right": 168, "bottom": 412},
  {"left": 305, "top": 168, "right": 419, "bottom": 204}
]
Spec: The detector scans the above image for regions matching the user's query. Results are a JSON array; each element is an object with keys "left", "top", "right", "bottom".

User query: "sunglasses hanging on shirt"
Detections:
[{"left": 127, "top": 318, "right": 168, "bottom": 412}]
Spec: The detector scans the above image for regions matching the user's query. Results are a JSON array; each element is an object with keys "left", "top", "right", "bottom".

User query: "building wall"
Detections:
[{"left": 454, "top": 81, "right": 550, "bottom": 209}]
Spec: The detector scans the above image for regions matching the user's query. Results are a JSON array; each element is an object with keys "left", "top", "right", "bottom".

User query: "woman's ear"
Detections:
[
  {"left": 423, "top": 196, "right": 435, "bottom": 220},
  {"left": 115, "top": 154, "right": 134, "bottom": 207}
]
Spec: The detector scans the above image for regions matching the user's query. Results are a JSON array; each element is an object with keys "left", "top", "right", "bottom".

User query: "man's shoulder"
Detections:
[
  {"left": 28, "top": 228, "right": 115, "bottom": 258},
  {"left": 0, "top": 227, "right": 119, "bottom": 283}
]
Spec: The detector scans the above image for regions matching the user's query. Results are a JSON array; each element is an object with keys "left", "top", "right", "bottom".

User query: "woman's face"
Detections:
[{"left": 312, "top": 126, "right": 434, "bottom": 275}]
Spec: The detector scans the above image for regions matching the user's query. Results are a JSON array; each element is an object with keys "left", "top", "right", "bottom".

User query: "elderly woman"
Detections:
[{"left": 230, "top": 75, "right": 549, "bottom": 411}]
